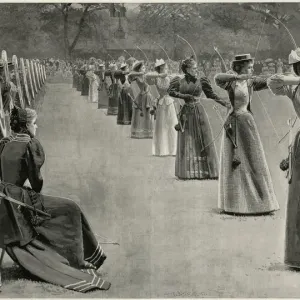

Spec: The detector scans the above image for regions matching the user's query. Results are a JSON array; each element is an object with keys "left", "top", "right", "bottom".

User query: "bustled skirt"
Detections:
[
  {"left": 0, "top": 184, "right": 110, "bottom": 293},
  {"left": 175, "top": 101, "right": 218, "bottom": 180},
  {"left": 117, "top": 87, "right": 133, "bottom": 125},
  {"left": 152, "top": 98, "right": 177, "bottom": 156},
  {"left": 218, "top": 112, "right": 279, "bottom": 214},
  {"left": 131, "top": 91, "right": 153, "bottom": 139},
  {"left": 285, "top": 130, "right": 300, "bottom": 267}
]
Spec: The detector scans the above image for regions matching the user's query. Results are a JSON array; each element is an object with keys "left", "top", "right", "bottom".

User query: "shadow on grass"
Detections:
[{"left": 2, "top": 264, "right": 42, "bottom": 283}]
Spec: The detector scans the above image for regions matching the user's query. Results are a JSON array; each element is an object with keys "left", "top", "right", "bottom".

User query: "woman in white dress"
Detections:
[
  {"left": 149, "top": 59, "right": 177, "bottom": 156},
  {"left": 86, "top": 65, "right": 99, "bottom": 103}
]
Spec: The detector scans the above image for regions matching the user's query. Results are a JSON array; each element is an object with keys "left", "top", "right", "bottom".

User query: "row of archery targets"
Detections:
[{"left": 0, "top": 50, "right": 47, "bottom": 139}]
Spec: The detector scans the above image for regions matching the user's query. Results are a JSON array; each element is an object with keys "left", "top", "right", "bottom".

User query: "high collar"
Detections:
[{"left": 185, "top": 73, "right": 197, "bottom": 84}]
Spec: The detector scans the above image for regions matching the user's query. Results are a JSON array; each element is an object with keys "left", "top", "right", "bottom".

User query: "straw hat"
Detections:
[
  {"left": 155, "top": 58, "right": 166, "bottom": 68},
  {"left": 232, "top": 54, "right": 254, "bottom": 63},
  {"left": 132, "top": 60, "right": 144, "bottom": 72}
]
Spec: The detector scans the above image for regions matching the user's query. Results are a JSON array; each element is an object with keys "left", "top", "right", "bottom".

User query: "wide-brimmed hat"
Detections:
[
  {"left": 155, "top": 58, "right": 166, "bottom": 68},
  {"left": 232, "top": 54, "right": 254, "bottom": 63},
  {"left": 132, "top": 60, "right": 144, "bottom": 72},
  {"left": 288, "top": 48, "right": 300, "bottom": 65}
]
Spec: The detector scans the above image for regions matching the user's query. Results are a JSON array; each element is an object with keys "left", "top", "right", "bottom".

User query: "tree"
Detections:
[
  {"left": 134, "top": 3, "right": 269, "bottom": 61},
  {"left": 240, "top": 3, "right": 300, "bottom": 57},
  {"left": 41, "top": 3, "right": 111, "bottom": 59}
]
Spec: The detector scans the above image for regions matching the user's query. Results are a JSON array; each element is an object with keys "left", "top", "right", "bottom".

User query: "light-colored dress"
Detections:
[
  {"left": 215, "top": 72, "right": 279, "bottom": 214},
  {"left": 268, "top": 73, "right": 300, "bottom": 267},
  {"left": 129, "top": 75, "right": 154, "bottom": 139},
  {"left": 152, "top": 76, "right": 177, "bottom": 156},
  {"left": 86, "top": 71, "right": 99, "bottom": 103}
]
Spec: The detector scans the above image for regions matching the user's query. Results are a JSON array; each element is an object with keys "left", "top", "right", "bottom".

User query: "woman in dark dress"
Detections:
[
  {"left": 81, "top": 66, "right": 89, "bottom": 96},
  {"left": 117, "top": 63, "right": 133, "bottom": 125},
  {"left": 0, "top": 107, "right": 111, "bottom": 292},
  {"left": 167, "top": 57, "right": 230, "bottom": 180}
]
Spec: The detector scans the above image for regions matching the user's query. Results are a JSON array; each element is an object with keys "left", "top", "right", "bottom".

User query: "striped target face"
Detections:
[
  {"left": 12, "top": 55, "right": 25, "bottom": 109},
  {"left": 26, "top": 59, "right": 35, "bottom": 100},
  {"left": 20, "top": 58, "right": 31, "bottom": 107}
]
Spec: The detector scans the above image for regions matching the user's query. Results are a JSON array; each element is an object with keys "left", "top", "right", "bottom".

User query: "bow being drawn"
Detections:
[
  {"left": 176, "top": 34, "right": 197, "bottom": 62},
  {"left": 201, "top": 46, "right": 232, "bottom": 152},
  {"left": 153, "top": 42, "right": 170, "bottom": 61},
  {"left": 136, "top": 45, "right": 149, "bottom": 63},
  {"left": 254, "top": 13, "right": 298, "bottom": 146}
]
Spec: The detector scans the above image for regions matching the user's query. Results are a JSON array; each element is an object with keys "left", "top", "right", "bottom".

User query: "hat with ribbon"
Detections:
[
  {"left": 232, "top": 54, "right": 254, "bottom": 63},
  {"left": 155, "top": 58, "right": 166, "bottom": 68},
  {"left": 288, "top": 48, "right": 300, "bottom": 65}
]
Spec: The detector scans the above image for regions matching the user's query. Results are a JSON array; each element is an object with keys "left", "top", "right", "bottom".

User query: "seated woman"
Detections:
[{"left": 0, "top": 107, "right": 111, "bottom": 292}]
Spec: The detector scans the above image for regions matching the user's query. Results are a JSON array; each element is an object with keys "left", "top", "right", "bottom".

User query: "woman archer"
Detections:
[
  {"left": 128, "top": 60, "right": 154, "bottom": 139},
  {"left": 0, "top": 107, "right": 111, "bottom": 292},
  {"left": 167, "top": 57, "right": 230, "bottom": 180},
  {"left": 268, "top": 48, "right": 300, "bottom": 268},
  {"left": 214, "top": 53, "right": 279, "bottom": 215},
  {"left": 147, "top": 59, "right": 178, "bottom": 156}
]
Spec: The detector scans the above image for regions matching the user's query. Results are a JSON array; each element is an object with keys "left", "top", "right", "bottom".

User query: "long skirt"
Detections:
[
  {"left": 88, "top": 82, "right": 98, "bottom": 103},
  {"left": 77, "top": 76, "right": 83, "bottom": 92},
  {"left": 0, "top": 183, "right": 110, "bottom": 292},
  {"left": 107, "top": 84, "right": 119, "bottom": 115},
  {"left": 152, "top": 97, "right": 177, "bottom": 156},
  {"left": 218, "top": 111, "right": 279, "bottom": 214},
  {"left": 98, "top": 88, "right": 109, "bottom": 109},
  {"left": 285, "top": 130, "right": 300, "bottom": 267},
  {"left": 72, "top": 75, "right": 77, "bottom": 88},
  {"left": 175, "top": 101, "right": 218, "bottom": 180},
  {"left": 117, "top": 87, "right": 133, "bottom": 125},
  {"left": 81, "top": 76, "right": 89, "bottom": 96},
  {"left": 131, "top": 91, "right": 153, "bottom": 139}
]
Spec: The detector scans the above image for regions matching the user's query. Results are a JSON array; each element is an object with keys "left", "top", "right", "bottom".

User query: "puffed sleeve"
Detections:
[
  {"left": 214, "top": 70, "right": 235, "bottom": 90},
  {"left": 267, "top": 74, "right": 295, "bottom": 99},
  {"left": 167, "top": 76, "right": 190, "bottom": 100},
  {"left": 200, "top": 76, "right": 220, "bottom": 100},
  {"left": 251, "top": 76, "right": 268, "bottom": 91},
  {"left": 26, "top": 138, "right": 45, "bottom": 193},
  {"left": 0, "top": 136, "right": 13, "bottom": 180}
]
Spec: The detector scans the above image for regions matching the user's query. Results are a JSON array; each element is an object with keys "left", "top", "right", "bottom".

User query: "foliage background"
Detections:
[{"left": 0, "top": 3, "right": 299, "bottom": 61}]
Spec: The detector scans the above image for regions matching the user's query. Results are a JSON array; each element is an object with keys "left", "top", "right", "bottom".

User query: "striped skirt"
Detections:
[
  {"left": 1, "top": 185, "right": 111, "bottom": 292},
  {"left": 175, "top": 101, "right": 218, "bottom": 180}
]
